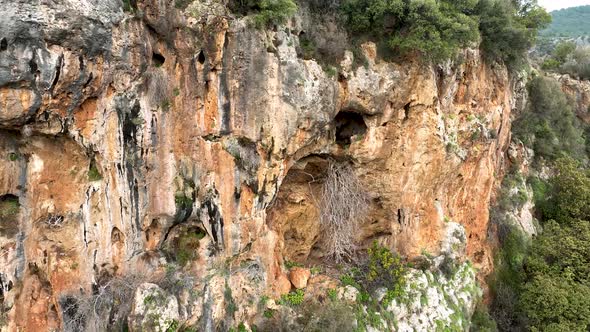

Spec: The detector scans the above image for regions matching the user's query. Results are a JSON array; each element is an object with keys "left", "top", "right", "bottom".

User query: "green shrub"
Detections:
[
  {"left": 498, "top": 172, "right": 528, "bottom": 210},
  {"left": 0, "top": 196, "right": 19, "bottom": 219},
  {"left": 470, "top": 302, "right": 498, "bottom": 332},
  {"left": 258, "top": 299, "right": 355, "bottom": 331},
  {"left": 561, "top": 55, "right": 590, "bottom": 81},
  {"left": 544, "top": 157, "right": 590, "bottom": 223},
  {"left": 225, "top": 283, "right": 238, "bottom": 316},
  {"left": 174, "top": 194, "right": 193, "bottom": 210},
  {"left": 520, "top": 271, "right": 590, "bottom": 331},
  {"left": 174, "top": 0, "right": 193, "bottom": 10},
  {"left": 366, "top": 241, "right": 407, "bottom": 292},
  {"left": 230, "top": 0, "right": 297, "bottom": 28},
  {"left": 513, "top": 76, "right": 586, "bottom": 162},
  {"left": 175, "top": 230, "right": 205, "bottom": 267},
  {"left": 299, "top": 36, "right": 316, "bottom": 60},
  {"left": 476, "top": 0, "right": 550, "bottom": 68},
  {"left": 541, "top": 58, "right": 560, "bottom": 70},
  {"left": 489, "top": 221, "right": 529, "bottom": 331},
  {"left": 7, "top": 152, "right": 19, "bottom": 161},
  {"left": 279, "top": 289, "right": 304, "bottom": 306},
  {"left": 553, "top": 41, "right": 576, "bottom": 63},
  {"left": 327, "top": 288, "right": 338, "bottom": 301},
  {"left": 284, "top": 260, "right": 302, "bottom": 269},
  {"left": 491, "top": 158, "right": 590, "bottom": 331},
  {"left": 88, "top": 163, "right": 102, "bottom": 182},
  {"left": 340, "top": 0, "right": 479, "bottom": 62}
]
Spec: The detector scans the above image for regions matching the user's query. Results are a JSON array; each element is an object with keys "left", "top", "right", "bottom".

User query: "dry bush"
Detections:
[
  {"left": 60, "top": 263, "right": 196, "bottom": 332},
  {"left": 60, "top": 273, "right": 150, "bottom": 332},
  {"left": 319, "top": 162, "right": 369, "bottom": 262}
]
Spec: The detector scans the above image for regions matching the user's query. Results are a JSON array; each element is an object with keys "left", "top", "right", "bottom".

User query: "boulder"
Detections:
[{"left": 289, "top": 267, "right": 311, "bottom": 289}]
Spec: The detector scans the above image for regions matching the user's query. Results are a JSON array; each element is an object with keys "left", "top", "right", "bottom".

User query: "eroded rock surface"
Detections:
[{"left": 0, "top": 0, "right": 518, "bottom": 330}]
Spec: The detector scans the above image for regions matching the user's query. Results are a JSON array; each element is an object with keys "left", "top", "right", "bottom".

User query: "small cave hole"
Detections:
[
  {"left": 0, "top": 194, "right": 20, "bottom": 236},
  {"left": 403, "top": 102, "right": 411, "bottom": 121},
  {"left": 152, "top": 52, "right": 165, "bottom": 67},
  {"left": 0, "top": 38, "right": 7, "bottom": 52},
  {"left": 197, "top": 51, "right": 205, "bottom": 65},
  {"left": 335, "top": 111, "right": 368, "bottom": 146},
  {"left": 111, "top": 227, "right": 124, "bottom": 244},
  {"left": 28, "top": 59, "right": 38, "bottom": 74}
]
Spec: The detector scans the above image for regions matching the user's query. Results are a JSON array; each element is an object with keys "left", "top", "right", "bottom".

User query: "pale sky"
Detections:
[{"left": 538, "top": 0, "right": 590, "bottom": 12}]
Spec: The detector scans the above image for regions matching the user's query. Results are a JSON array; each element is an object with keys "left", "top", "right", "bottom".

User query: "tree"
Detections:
[
  {"left": 520, "top": 274, "right": 590, "bottom": 331},
  {"left": 341, "top": 0, "right": 479, "bottom": 62},
  {"left": 543, "top": 157, "right": 590, "bottom": 223},
  {"left": 477, "top": 0, "right": 550, "bottom": 67},
  {"left": 513, "top": 77, "right": 585, "bottom": 162}
]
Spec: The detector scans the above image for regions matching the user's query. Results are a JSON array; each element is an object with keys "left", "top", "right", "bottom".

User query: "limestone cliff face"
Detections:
[
  {"left": 0, "top": 0, "right": 517, "bottom": 330},
  {"left": 554, "top": 73, "right": 590, "bottom": 123}
]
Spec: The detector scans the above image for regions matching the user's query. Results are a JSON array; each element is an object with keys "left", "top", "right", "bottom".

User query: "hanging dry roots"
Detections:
[{"left": 320, "top": 162, "right": 369, "bottom": 262}]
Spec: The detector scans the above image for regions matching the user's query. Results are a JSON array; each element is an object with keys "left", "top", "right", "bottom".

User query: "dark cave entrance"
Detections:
[
  {"left": 266, "top": 155, "right": 334, "bottom": 264},
  {"left": 152, "top": 52, "right": 166, "bottom": 67},
  {"left": 267, "top": 153, "right": 374, "bottom": 269},
  {"left": 0, "top": 194, "right": 20, "bottom": 237},
  {"left": 335, "top": 111, "right": 367, "bottom": 146}
]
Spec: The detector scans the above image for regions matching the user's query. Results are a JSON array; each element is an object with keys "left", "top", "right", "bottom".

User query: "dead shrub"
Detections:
[
  {"left": 60, "top": 272, "right": 150, "bottom": 332},
  {"left": 319, "top": 162, "right": 369, "bottom": 262}
]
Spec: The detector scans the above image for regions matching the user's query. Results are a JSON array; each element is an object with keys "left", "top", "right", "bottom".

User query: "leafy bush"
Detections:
[
  {"left": 513, "top": 76, "right": 586, "bottom": 162},
  {"left": 470, "top": 302, "right": 498, "bottom": 332},
  {"left": 340, "top": 0, "right": 549, "bottom": 64},
  {"left": 489, "top": 221, "right": 529, "bottom": 331},
  {"left": 229, "top": 0, "right": 297, "bottom": 28},
  {"left": 88, "top": 163, "right": 102, "bottom": 182},
  {"left": 340, "top": 0, "right": 479, "bottom": 62},
  {"left": 477, "top": 0, "right": 551, "bottom": 67},
  {"left": 365, "top": 241, "right": 406, "bottom": 293},
  {"left": 519, "top": 219, "right": 590, "bottom": 331},
  {"left": 497, "top": 172, "right": 529, "bottom": 211},
  {"left": 543, "top": 157, "right": 590, "bottom": 223},
  {"left": 339, "top": 242, "right": 407, "bottom": 306},
  {"left": 257, "top": 298, "right": 356, "bottom": 332},
  {"left": 552, "top": 41, "right": 577, "bottom": 63},
  {"left": 490, "top": 159, "right": 590, "bottom": 331},
  {"left": 560, "top": 46, "right": 590, "bottom": 80},
  {"left": 279, "top": 289, "right": 304, "bottom": 306},
  {"left": 540, "top": 42, "right": 590, "bottom": 80},
  {"left": 175, "top": 229, "right": 206, "bottom": 267}
]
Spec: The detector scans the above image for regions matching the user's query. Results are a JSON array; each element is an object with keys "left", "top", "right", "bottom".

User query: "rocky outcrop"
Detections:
[
  {"left": 553, "top": 73, "right": 590, "bottom": 122},
  {"left": 0, "top": 0, "right": 518, "bottom": 330}
]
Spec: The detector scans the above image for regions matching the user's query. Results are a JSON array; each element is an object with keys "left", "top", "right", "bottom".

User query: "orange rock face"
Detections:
[
  {"left": 289, "top": 267, "right": 311, "bottom": 289},
  {"left": 0, "top": 1, "right": 518, "bottom": 330},
  {"left": 555, "top": 74, "right": 590, "bottom": 123}
]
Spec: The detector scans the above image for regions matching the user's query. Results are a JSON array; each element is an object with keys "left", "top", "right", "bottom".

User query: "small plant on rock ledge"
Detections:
[
  {"left": 88, "top": 162, "right": 102, "bottom": 182},
  {"left": 278, "top": 289, "right": 305, "bottom": 306}
]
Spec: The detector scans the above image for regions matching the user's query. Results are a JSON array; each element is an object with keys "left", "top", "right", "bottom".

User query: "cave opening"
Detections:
[
  {"left": 0, "top": 38, "right": 7, "bottom": 52},
  {"left": 197, "top": 51, "right": 206, "bottom": 65},
  {"left": 152, "top": 52, "right": 165, "bottom": 67},
  {"left": 335, "top": 111, "right": 367, "bottom": 146},
  {"left": 0, "top": 194, "right": 20, "bottom": 237},
  {"left": 266, "top": 155, "right": 333, "bottom": 264}
]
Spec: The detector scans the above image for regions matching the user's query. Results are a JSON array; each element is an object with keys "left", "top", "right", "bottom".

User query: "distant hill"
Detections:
[{"left": 541, "top": 5, "right": 590, "bottom": 38}]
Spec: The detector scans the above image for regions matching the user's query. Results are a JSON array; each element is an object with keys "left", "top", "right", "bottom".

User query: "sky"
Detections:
[{"left": 538, "top": 0, "right": 590, "bottom": 12}]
